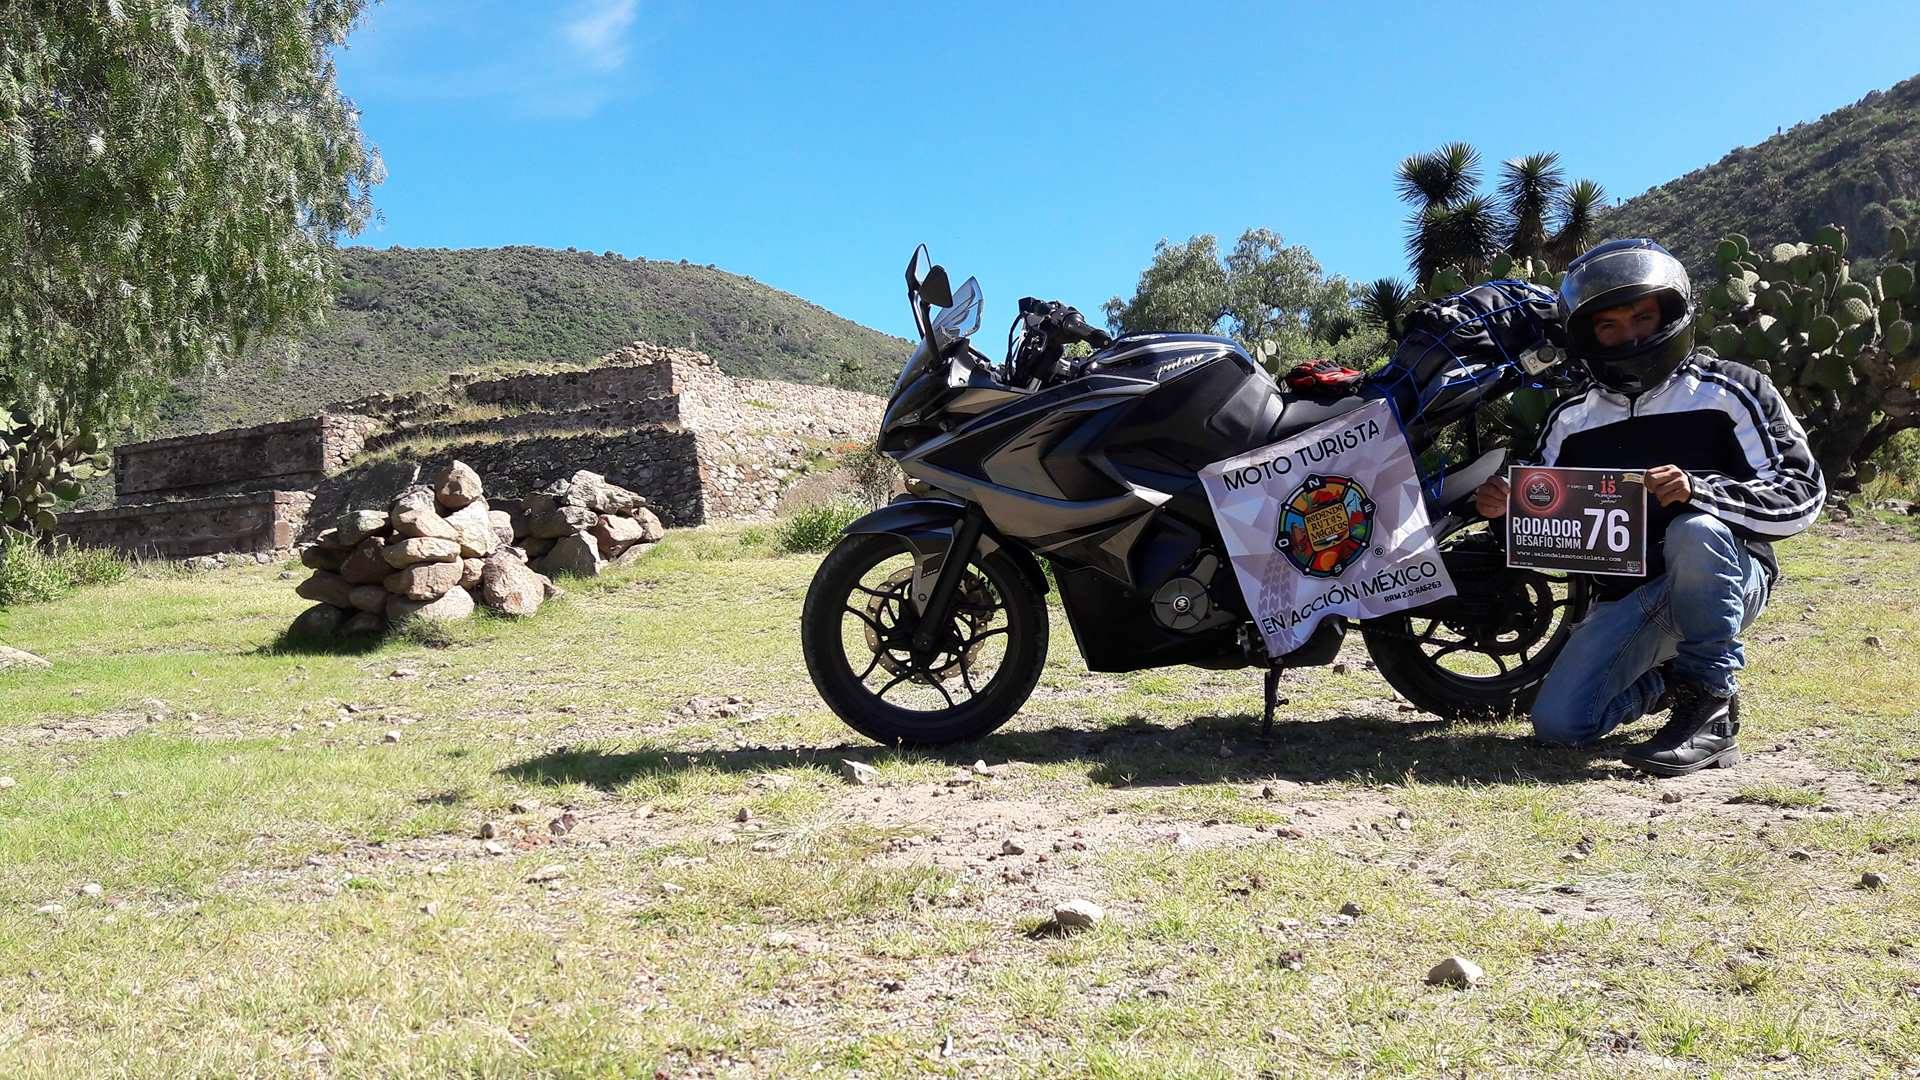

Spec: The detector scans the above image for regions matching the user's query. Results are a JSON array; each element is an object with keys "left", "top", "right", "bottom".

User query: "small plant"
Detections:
[
  {"left": 776, "top": 500, "right": 865, "bottom": 554},
  {"left": 1732, "top": 782, "right": 1825, "bottom": 809},
  {"left": 0, "top": 537, "right": 130, "bottom": 607},
  {"left": 841, "top": 445, "right": 899, "bottom": 510}
]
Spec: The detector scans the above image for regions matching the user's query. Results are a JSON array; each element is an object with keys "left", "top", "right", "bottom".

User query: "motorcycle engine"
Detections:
[{"left": 1151, "top": 552, "right": 1228, "bottom": 633}]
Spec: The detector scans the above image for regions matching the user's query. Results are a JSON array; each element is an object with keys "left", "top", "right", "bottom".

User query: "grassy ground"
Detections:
[{"left": 0, "top": 514, "right": 1917, "bottom": 1077}]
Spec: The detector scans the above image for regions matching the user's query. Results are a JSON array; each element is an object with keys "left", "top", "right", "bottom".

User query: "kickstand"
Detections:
[{"left": 1262, "top": 666, "right": 1283, "bottom": 736}]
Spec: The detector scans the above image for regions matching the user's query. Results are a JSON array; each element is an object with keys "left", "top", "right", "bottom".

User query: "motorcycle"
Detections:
[{"left": 800, "top": 246, "right": 1591, "bottom": 747}]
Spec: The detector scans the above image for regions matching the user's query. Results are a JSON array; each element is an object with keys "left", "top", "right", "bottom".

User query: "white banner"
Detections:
[{"left": 1199, "top": 398, "right": 1455, "bottom": 656}]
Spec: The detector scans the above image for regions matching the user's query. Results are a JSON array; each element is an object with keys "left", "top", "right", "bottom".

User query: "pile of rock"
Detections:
[
  {"left": 511, "top": 470, "right": 664, "bottom": 578},
  {"left": 290, "top": 461, "right": 558, "bottom": 638}
]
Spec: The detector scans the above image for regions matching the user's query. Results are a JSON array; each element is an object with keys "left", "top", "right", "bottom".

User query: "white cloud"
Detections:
[
  {"left": 339, "top": 1, "right": 646, "bottom": 119},
  {"left": 560, "top": 0, "right": 638, "bottom": 73}
]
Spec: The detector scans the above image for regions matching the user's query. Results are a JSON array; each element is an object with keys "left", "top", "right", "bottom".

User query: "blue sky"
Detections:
[{"left": 337, "top": 1, "right": 1920, "bottom": 342}]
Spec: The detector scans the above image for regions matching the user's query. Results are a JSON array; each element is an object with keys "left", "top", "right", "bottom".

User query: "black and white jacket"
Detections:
[{"left": 1529, "top": 354, "right": 1826, "bottom": 597}]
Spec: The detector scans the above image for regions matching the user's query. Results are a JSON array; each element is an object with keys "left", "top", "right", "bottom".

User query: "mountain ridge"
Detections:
[
  {"left": 156, "top": 245, "right": 909, "bottom": 436},
  {"left": 1602, "top": 73, "right": 1920, "bottom": 272}
]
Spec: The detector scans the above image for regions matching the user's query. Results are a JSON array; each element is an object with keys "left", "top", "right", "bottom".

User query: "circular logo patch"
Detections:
[
  {"left": 1518, "top": 469, "right": 1565, "bottom": 516},
  {"left": 1275, "top": 474, "right": 1375, "bottom": 578}
]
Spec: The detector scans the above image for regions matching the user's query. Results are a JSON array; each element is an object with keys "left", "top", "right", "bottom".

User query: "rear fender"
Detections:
[{"left": 842, "top": 498, "right": 1047, "bottom": 614}]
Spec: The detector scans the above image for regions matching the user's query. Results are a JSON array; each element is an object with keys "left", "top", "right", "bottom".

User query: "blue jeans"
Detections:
[{"left": 1531, "top": 511, "right": 1769, "bottom": 746}]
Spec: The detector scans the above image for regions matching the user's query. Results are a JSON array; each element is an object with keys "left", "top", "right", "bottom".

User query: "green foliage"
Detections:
[
  {"left": 1356, "top": 278, "right": 1415, "bottom": 340},
  {"left": 1603, "top": 75, "right": 1920, "bottom": 276},
  {"left": 0, "top": 406, "right": 108, "bottom": 543},
  {"left": 840, "top": 445, "right": 900, "bottom": 510},
  {"left": 1103, "top": 229, "right": 1361, "bottom": 371},
  {"left": 1394, "top": 144, "right": 1604, "bottom": 282},
  {"left": 158, "top": 247, "right": 910, "bottom": 434},
  {"left": 1697, "top": 221, "right": 1920, "bottom": 484},
  {"left": 0, "top": 536, "right": 129, "bottom": 607},
  {"left": 775, "top": 501, "right": 866, "bottom": 554},
  {"left": 0, "top": 0, "right": 380, "bottom": 430}
]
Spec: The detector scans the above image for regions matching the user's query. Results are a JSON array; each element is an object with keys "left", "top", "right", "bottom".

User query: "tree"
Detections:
[
  {"left": 1355, "top": 277, "right": 1415, "bottom": 340},
  {"left": 1395, "top": 143, "right": 1605, "bottom": 285},
  {"left": 1101, "top": 235, "right": 1229, "bottom": 336},
  {"left": 1105, "top": 229, "right": 1379, "bottom": 370},
  {"left": 0, "top": 0, "right": 381, "bottom": 433},
  {"left": 1499, "top": 152, "right": 1564, "bottom": 260}
]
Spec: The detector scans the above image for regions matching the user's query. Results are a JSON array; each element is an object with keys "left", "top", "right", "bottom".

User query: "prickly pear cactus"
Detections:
[
  {"left": 0, "top": 406, "right": 109, "bottom": 544},
  {"left": 1696, "top": 223, "right": 1920, "bottom": 486},
  {"left": 1423, "top": 252, "right": 1567, "bottom": 302}
]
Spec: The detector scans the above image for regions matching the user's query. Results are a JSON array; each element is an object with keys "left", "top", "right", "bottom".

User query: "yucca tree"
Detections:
[
  {"left": 1411, "top": 195, "right": 1505, "bottom": 285},
  {"left": 1356, "top": 277, "right": 1415, "bottom": 340},
  {"left": 1548, "top": 179, "right": 1608, "bottom": 267},
  {"left": 1396, "top": 143, "right": 1483, "bottom": 283},
  {"left": 1499, "top": 152, "right": 1565, "bottom": 260},
  {"left": 1395, "top": 142, "right": 1480, "bottom": 209},
  {"left": 1396, "top": 143, "right": 1607, "bottom": 286}
]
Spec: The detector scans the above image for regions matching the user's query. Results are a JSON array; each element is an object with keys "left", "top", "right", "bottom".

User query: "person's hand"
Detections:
[
  {"left": 1646, "top": 464, "right": 1692, "bottom": 507},
  {"left": 1475, "top": 475, "right": 1510, "bottom": 519}
]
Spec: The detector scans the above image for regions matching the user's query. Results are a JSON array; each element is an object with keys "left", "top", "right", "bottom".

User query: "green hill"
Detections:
[
  {"left": 1603, "top": 73, "right": 1920, "bottom": 273},
  {"left": 155, "top": 246, "right": 909, "bottom": 435}
]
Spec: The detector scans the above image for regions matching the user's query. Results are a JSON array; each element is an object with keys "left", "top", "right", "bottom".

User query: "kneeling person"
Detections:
[{"left": 1475, "top": 239, "right": 1825, "bottom": 775}]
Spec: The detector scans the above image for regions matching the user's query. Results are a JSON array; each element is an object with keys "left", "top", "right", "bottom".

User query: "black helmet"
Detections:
[{"left": 1558, "top": 238, "right": 1694, "bottom": 395}]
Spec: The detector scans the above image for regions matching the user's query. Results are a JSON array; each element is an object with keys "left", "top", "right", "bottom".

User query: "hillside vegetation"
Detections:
[
  {"left": 1604, "top": 74, "right": 1920, "bottom": 273},
  {"left": 155, "top": 247, "right": 908, "bottom": 435}
]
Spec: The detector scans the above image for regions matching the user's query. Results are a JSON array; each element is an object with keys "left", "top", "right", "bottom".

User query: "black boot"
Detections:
[{"left": 1620, "top": 679, "right": 1739, "bottom": 776}]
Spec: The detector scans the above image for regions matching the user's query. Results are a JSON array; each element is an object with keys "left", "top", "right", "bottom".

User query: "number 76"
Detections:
[{"left": 1582, "top": 508, "right": 1631, "bottom": 552}]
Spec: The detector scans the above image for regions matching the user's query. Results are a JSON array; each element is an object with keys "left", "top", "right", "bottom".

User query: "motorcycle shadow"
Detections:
[{"left": 501, "top": 712, "right": 1621, "bottom": 793}]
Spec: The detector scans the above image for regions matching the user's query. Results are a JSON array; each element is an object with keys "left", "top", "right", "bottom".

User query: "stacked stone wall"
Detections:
[
  {"left": 309, "top": 426, "right": 705, "bottom": 530},
  {"left": 57, "top": 490, "right": 313, "bottom": 558},
  {"left": 115, "top": 414, "right": 379, "bottom": 502},
  {"left": 61, "top": 342, "right": 886, "bottom": 557},
  {"left": 459, "top": 361, "right": 674, "bottom": 412},
  {"left": 671, "top": 362, "right": 882, "bottom": 443},
  {"left": 359, "top": 403, "right": 667, "bottom": 455}
]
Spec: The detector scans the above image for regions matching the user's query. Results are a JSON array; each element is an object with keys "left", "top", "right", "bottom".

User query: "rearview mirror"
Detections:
[{"left": 921, "top": 266, "right": 953, "bottom": 308}]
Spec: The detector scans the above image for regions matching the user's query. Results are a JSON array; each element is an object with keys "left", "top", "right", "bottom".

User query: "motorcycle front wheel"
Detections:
[
  {"left": 1361, "top": 533, "right": 1591, "bottom": 719},
  {"left": 801, "top": 533, "right": 1048, "bottom": 747}
]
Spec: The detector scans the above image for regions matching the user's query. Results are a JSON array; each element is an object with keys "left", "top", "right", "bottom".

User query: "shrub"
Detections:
[
  {"left": 0, "top": 539, "right": 130, "bottom": 607},
  {"left": 1867, "top": 428, "right": 1920, "bottom": 498},
  {"left": 776, "top": 500, "right": 865, "bottom": 554},
  {"left": 841, "top": 445, "right": 899, "bottom": 509}
]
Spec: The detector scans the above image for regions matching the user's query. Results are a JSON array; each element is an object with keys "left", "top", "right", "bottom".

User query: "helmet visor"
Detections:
[{"left": 1559, "top": 245, "right": 1691, "bottom": 324}]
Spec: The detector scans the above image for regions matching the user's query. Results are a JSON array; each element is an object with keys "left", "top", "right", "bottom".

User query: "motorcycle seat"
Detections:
[{"left": 1266, "top": 391, "right": 1370, "bottom": 442}]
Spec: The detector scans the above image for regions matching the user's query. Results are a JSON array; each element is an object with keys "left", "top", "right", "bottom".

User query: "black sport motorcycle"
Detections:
[{"left": 801, "top": 247, "right": 1591, "bottom": 746}]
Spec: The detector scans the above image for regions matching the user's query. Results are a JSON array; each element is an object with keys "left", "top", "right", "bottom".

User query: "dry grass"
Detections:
[{"left": 0, "top": 518, "right": 1916, "bottom": 1076}]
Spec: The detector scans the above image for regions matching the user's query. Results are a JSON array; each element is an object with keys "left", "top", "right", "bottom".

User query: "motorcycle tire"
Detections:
[
  {"left": 1361, "top": 571, "right": 1590, "bottom": 721},
  {"left": 802, "top": 532, "right": 1048, "bottom": 747}
]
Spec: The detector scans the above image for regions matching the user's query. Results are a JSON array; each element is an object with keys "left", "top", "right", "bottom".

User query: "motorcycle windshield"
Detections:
[{"left": 929, "top": 276, "right": 982, "bottom": 348}]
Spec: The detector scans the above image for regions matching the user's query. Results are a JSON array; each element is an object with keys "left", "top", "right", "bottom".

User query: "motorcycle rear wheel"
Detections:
[
  {"left": 802, "top": 533, "right": 1048, "bottom": 747},
  {"left": 1362, "top": 551, "right": 1590, "bottom": 720}
]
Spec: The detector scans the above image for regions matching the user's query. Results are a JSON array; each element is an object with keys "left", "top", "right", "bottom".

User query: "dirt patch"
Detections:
[
  {"left": 1571, "top": 742, "right": 1910, "bottom": 825},
  {"left": 0, "top": 711, "right": 151, "bottom": 745}
]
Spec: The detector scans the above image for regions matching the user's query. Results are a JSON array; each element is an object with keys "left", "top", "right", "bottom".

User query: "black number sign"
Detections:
[{"left": 1505, "top": 466, "right": 1648, "bottom": 577}]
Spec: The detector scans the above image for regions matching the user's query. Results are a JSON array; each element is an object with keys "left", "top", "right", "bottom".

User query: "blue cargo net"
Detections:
[{"left": 1363, "top": 280, "right": 1560, "bottom": 501}]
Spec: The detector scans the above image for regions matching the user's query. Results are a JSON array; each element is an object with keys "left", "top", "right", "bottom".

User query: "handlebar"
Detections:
[{"left": 1017, "top": 297, "right": 1111, "bottom": 348}]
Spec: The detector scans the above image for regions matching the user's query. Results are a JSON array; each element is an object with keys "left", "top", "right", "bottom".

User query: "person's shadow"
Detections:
[{"left": 499, "top": 709, "right": 1624, "bottom": 793}]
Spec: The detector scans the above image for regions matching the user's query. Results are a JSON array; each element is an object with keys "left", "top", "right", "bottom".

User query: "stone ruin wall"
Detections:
[
  {"left": 307, "top": 426, "right": 705, "bottom": 531},
  {"left": 56, "top": 490, "right": 313, "bottom": 559},
  {"left": 457, "top": 360, "right": 676, "bottom": 412},
  {"left": 57, "top": 343, "right": 886, "bottom": 558},
  {"left": 115, "top": 414, "right": 379, "bottom": 501}
]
